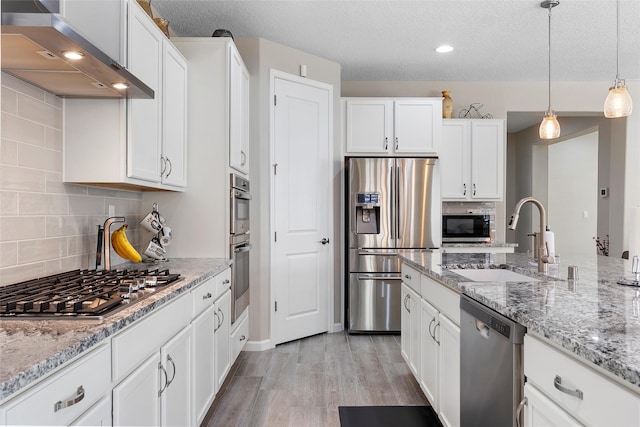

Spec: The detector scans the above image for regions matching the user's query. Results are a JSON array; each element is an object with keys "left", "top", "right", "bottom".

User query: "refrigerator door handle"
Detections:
[
  {"left": 357, "top": 275, "right": 403, "bottom": 281},
  {"left": 390, "top": 160, "right": 396, "bottom": 242},
  {"left": 358, "top": 250, "right": 399, "bottom": 256}
]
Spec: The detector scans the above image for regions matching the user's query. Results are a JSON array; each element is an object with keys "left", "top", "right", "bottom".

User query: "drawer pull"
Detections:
[
  {"left": 158, "top": 362, "right": 169, "bottom": 396},
  {"left": 54, "top": 385, "right": 85, "bottom": 412},
  {"left": 404, "top": 274, "right": 412, "bottom": 280},
  {"left": 223, "top": 279, "right": 230, "bottom": 285},
  {"left": 203, "top": 292, "right": 213, "bottom": 300},
  {"left": 554, "top": 375, "right": 583, "bottom": 400},
  {"left": 240, "top": 335, "right": 246, "bottom": 341}
]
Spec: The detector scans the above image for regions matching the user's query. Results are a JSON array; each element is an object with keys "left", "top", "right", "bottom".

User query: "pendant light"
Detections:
[
  {"left": 539, "top": 0, "right": 560, "bottom": 140},
  {"left": 604, "top": 0, "right": 633, "bottom": 118}
]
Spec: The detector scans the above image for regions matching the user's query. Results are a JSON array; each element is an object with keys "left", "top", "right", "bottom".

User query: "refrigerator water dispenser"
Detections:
[{"left": 355, "top": 193, "right": 380, "bottom": 234}]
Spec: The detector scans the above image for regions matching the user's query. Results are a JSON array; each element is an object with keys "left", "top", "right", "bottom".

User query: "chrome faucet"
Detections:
[
  {"left": 101, "top": 216, "right": 125, "bottom": 271},
  {"left": 508, "top": 197, "right": 554, "bottom": 272}
]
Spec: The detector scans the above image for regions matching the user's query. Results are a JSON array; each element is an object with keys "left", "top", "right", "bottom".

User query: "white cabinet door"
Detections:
[
  {"left": 160, "top": 326, "right": 192, "bottom": 427},
  {"left": 394, "top": 99, "right": 441, "bottom": 153},
  {"left": 127, "top": 1, "right": 163, "bottom": 182},
  {"left": 71, "top": 396, "right": 111, "bottom": 427},
  {"left": 420, "top": 298, "right": 439, "bottom": 410},
  {"left": 214, "top": 289, "right": 232, "bottom": 392},
  {"left": 408, "top": 286, "right": 421, "bottom": 378},
  {"left": 345, "top": 99, "right": 393, "bottom": 153},
  {"left": 401, "top": 284, "right": 411, "bottom": 363},
  {"left": 524, "top": 384, "right": 583, "bottom": 427},
  {"left": 229, "top": 44, "right": 250, "bottom": 174},
  {"left": 112, "top": 352, "right": 161, "bottom": 426},
  {"left": 192, "top": 305, "right": 216, "bottom": 426},
  {"left": 440, "top": 120, "right": 470, "bottom": 199},
  {"left": 470, "top": 120, "right": 504, "bottom": 200},
  {"left": 437, "top": 314, "right": 460, "bottom": 427},
  {"left": 161, "top": 41, "right": 188, "bottom": 187}
]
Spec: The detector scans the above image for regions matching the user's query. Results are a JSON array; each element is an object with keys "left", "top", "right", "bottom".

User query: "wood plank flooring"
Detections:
[{"left": 202, "top": 332, "right": 430, "bottom": 427}]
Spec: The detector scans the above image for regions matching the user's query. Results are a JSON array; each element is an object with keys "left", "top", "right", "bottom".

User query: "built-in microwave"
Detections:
[{"left": 442, "top": 214, "right": 491, "bottom": 243}]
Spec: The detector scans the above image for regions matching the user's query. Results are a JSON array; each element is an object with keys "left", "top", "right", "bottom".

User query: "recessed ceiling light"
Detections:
[
  {"left": 435, "top": 45, "right": 454, "bottom": 53},
  {"left": 112, "top": 82, "right": 129, "bottom": 90},
  {"left": 62, "top": 51, "right": 84, "bottom": 60}
]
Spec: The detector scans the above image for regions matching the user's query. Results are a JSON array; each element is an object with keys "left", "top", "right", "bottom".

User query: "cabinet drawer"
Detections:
[
  {"left": 112, "top": 292, "right": 191, "bottom": 382},
  {"left": 230, "top": 309, "right": 249, "bottom": 362},
  {"left": 524, "top": 334, "right": 640, "bottom": 427},
  {"left": 192, "top": 277, "right": 216, "bottom": 317},
  {"left": 421, "top": 275, "right": 460, "bottom": 326},
  {"left": 401, "top": 263, "right": 421, "bottom": 293},
  {"left": 3, "top": 343, "right": 110, "bottom": 426},
  {"left": 216, "top": 268, "right": 231, "bottom": 299}
]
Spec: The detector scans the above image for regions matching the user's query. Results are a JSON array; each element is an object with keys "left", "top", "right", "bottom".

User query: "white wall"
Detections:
[{"left": 342, "top": 80, "right": 639, "bottom": 255}]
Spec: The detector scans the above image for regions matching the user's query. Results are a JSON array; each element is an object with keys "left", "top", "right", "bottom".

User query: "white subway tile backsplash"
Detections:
[
  {"left": 1, "top": 138, "right": 19, "bottom": 165},
  {"left": 0, "top": 242, "right": 18, "bottom": 268},
  {"left": 0, "top": 191, "right": 18, "bottom": 215},
  {"left": 0, "top": 164, "right": 46, "bottom": 192},
  {"left": 18, "top": 143, "right": 62, "bottom": 172},
  {"left": 0, "top": 75, "right": 146, "bottom": 285},
  {"left": 1, "top": 112, "right": 45, "bottom": 147},
  {"left": 17, "top": 94, "right": 62, "bottom": 129},
  {"left": 0, "top": 217, "right": 46, "bottom": 242},
  {"left": 19, "top": 193, "right": 68, "bottom": 215},
  {"left": 18, "top": 237, "right": 67, "bottom": 264}
]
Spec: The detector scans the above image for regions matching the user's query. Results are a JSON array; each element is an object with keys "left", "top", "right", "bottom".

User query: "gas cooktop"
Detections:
[{"left": 0, "top": 268, "right": 181, "bottom": 320}]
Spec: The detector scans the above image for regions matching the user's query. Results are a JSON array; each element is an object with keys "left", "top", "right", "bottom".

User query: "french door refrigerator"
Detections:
[{"left": 346, "top": 157, "right": 441, "bottom": 332}]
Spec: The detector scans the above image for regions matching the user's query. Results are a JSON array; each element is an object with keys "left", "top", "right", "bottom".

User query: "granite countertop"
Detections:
[
  {"left": 399, "top": 251, "right": 640, "bottom": 389},
  {"left": 441, "top": 241, "right": 518, "bottom": 248},
  {"left": 0, "top": 258, "right": 230, "bottom": 402}
]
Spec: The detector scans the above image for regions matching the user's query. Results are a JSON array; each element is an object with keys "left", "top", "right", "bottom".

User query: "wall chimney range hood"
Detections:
[{"left": 1, "top": 0, "right": 154, "bottom": 99}]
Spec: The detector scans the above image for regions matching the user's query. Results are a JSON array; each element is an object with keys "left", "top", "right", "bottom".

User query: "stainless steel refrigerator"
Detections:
[{"left": 346, "top": 157, "right": 441, "bottom": 332}]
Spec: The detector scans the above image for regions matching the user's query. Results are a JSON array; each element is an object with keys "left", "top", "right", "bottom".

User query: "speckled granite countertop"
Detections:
[
  {"left": 399, "top": 251, "right": 640, "bottom": 389},
  {"left": 441, "top": 242, "right": 518, "bottom": 248},
  {"left": 0, "top": 258, "right": 230, "bottom": 402}
]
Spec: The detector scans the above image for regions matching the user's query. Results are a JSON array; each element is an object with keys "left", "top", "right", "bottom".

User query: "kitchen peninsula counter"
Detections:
[
  {"left": 399, "top": 251, "right": 640, "bottom": 390},
  {"left": 0, "top": 258, "right": 230, "bottom": 401}
]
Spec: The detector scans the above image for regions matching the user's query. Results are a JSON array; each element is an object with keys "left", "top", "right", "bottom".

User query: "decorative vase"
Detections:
[{"left": 442, "top": 90, "right": 454, "bottom": 119}]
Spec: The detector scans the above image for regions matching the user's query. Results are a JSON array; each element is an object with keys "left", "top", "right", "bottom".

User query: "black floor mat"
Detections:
[{"left": 338, "top": 406, "right": 443, "bottom": 427}]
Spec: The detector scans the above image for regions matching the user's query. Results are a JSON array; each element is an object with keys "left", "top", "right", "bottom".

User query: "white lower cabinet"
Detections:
[
  {"left": 524, "top": 383, "right": 583, "bottom": 427},
  {"left": 420, "top": 298, "right": 439, "bottom": 407},
  {"left": 193, "top": 304, "right": 216, "bottom": 425},
  {"left": 113, "top": 353, "right": 161, "bottom": 426},
  {"left": 230, "top": 308, "right": 250, "bottom": 362},
  {"left": 214, "top": 289, "right": 232, "bottom": 392},
  {"left": 160, "top": 326, "right": 192, "bottom": 426},
  {"left": 70, "top": 396, "right": 111, "bottom": 426},
  {"left": 437, "top": 314, "right": 460, "bottom": 427},
  {"left": 401, "top": 283, "right": 421, "bottom": 378}
]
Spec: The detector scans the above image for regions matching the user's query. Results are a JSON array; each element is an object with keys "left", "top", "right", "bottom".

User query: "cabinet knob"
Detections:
[{"left": 203, "top": 292, "right": 213, "bottom": 300}]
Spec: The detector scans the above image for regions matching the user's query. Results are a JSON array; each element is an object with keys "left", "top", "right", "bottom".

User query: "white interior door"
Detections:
[{"left": 271, "top": 72, "right": 332, "bottom": 346}]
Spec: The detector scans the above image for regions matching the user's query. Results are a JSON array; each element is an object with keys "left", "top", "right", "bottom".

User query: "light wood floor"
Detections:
[{"left": 202, "top": 332, "right": 430, "bottom": 427}]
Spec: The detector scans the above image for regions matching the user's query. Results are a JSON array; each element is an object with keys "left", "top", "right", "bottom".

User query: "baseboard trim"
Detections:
[
  {"left": 244, "top": 339, "right": 272, "bottom": 352},
  {"left": 331, "top": 322, "right": 344, "bottom": 333}
]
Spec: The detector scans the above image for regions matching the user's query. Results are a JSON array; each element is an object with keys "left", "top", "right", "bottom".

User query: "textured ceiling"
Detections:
[{"left": 153, "top": 0, "right": 640, "bottom": 82}]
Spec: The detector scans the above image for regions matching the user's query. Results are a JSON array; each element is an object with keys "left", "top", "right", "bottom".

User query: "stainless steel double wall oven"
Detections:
[{"left": 230, "top": 173, "right": 251, "bottom": 324}]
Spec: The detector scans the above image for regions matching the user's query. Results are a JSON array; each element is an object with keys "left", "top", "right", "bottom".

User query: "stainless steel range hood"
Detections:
[{"left": 1, "top": 0, "right": 154, "bottom": 99}]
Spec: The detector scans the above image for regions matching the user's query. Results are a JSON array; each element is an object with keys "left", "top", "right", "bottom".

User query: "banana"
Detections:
[{"left": 111, "top": 224, "right": 142, "bottom": 263}]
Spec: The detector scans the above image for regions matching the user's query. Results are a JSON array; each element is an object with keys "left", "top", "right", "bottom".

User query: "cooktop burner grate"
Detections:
[{"left": 0, "top": 268, "right": 181, "bottom": 319}]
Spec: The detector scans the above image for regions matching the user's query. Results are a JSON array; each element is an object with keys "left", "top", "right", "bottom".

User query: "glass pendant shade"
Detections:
[
  {"left": 604, "top": 80, "right": 633, "bottom": 118},
  {"left": 539, "top": 110, "right": 561, "bottom": 139}
]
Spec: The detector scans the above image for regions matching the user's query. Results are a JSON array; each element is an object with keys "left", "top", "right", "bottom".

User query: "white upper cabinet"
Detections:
[
  {"left": 229, "top": 45, "right": 250, "bottom": 175},
  {"left": 441, "top": 119, "right": 504, "bottom": 201},
  {"left": 63, "top": 1, "right": 188, "bottom": 191},
  {"left": 344, "top": 98, "right": 442, "bottom": 155}
]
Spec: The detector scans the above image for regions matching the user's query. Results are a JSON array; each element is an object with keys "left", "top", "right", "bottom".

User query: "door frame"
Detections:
[{"left": 268, "top": 69, "right": 335, "bottom": 346}]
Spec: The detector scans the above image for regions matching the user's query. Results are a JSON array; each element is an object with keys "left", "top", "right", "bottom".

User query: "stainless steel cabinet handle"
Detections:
[
  {"left": 395, "top": 137, "right": 398, "bottom": 150},
  {"left": 515, "top": 396, "right": 528, "bottom": 427},
  {"left": 218, "top": 307, "right": 225, "bottom": 327},
  {"left": 165, "top": 157, "right": 173, "bottom": 178},
  {"left": 404, "top": 273, "right": 412, "bottom": 280},
  {"left": 434, "top": 322, "right": 441, "bottom": 345},
  {"left": 167, "top": 355, "right": 176, "bottom": 387},
  {"left": 223, "top": 279, "right": 230, "bottom": 285},
  {"left": 213, "top": 310, "right": 221, "bottom": 332},
  {"left": 241, "top": 150, "right": 247, "bottom": 166},
  {"left": 384, "top": 137, "right": 388, "bottom": 150},
  {"left": 473, "top": 183, "right": 477, "bottom": 196},
  {"left": 554, "top": 375, "right": 583, "bottom": 400},
  {"left": 428, "top": 317, "right": 436, "bottom": 339},
  {"left": 54, "top": 385, "right": 85, "bottom": 412},
  {"left": 320, "top": 238, "right": 330, "bottom": 245},
  {"left": 240, "top": 335, "right": 246, "bottom": 341},
  {"left": 158, "top": 362, "right": 168, "bottom": 396},
  {"left": 403, "top": 294, "right": 410, "bottom": 312},
  {"left": 203, "top": 292, "right": 212, "bottom": 300},
  {"left": 463, "top": 183, "right": 466, "bottom": 195}
]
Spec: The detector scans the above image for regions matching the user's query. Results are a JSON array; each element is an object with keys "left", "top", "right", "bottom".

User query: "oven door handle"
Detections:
[
  {"left": 234, "top": 244, "right": 252, "bottom": 254},
  {"left": 233, "top": 190, "right": 251, "bottom": 200}
]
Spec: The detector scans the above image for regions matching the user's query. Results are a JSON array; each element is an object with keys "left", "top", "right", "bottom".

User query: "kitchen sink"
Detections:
[{"left": 450, "top": 269, "right": 541, "bottom": 282}]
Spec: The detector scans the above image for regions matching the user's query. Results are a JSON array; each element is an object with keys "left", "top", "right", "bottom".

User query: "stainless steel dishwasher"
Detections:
[{"left": 460, "top": 295, "right": 526, "bottom": 427}]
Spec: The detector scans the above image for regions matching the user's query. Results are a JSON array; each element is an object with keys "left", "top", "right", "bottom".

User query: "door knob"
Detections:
[{"left": 320, "top": 238, "right": 330, "bottom": 245}]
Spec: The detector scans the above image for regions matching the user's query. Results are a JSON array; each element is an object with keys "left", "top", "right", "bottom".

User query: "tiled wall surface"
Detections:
[{"left": 0, "top": 73, "right": 147, "bottom": 286}]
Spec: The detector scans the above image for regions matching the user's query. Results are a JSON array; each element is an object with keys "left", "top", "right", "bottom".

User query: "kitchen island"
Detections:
[
  {"left": 400, "top": 251, "right": 640, "bottom": 389},
  {"left": 0, "top": 258, "right": 230, "bottom": 402}
]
